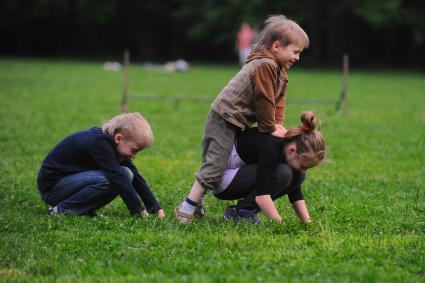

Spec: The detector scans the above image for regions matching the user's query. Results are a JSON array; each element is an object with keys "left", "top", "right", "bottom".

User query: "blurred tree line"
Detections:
[{"left": 0, "top": 0, "right": 424, "bottom": 67}]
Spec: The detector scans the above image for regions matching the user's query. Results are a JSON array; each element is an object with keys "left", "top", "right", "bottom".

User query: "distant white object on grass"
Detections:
[
  {"left": 143, "top": 59, "right": 191, "bottom": 73},
  {"left": 103, "top": 62, "right": 122, "bottom": 71},
  {"left": 174, "top": 59, "right": 190, "bottom": 72}
]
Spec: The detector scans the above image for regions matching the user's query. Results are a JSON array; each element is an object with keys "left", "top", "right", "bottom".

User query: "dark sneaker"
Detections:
[
  {"left": 194, "top": 204, "right": 205, "bottom": 219},
  {"left": 223, "top": 205, "right": 261, "bottom": 223},
  {"left": 223, "top": 205, "right": 239, "bottom": 221},
  {"left": 237, "top": 208, "right": 261, "bottom": 223}
]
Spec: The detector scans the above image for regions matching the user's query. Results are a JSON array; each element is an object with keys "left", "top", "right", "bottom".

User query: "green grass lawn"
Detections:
[{"left": 0, "top": 58, "right": 424, "bottom": 282}]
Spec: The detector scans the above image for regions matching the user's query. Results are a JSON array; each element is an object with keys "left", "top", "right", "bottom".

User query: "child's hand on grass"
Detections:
[
  {"left": 141, "top": 210, "right": 150, "bottom": 219},
  {"left": 156, "top": 209, "right": 165, "bottom": 219}
]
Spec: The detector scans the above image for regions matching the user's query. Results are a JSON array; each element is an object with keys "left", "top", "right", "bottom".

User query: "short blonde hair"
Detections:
[
  {"left": 102, "top": 112, "right": 153, "bottom": 148},
  {"left": 254, "top": 15, "right": 310, "bottom": 52}
]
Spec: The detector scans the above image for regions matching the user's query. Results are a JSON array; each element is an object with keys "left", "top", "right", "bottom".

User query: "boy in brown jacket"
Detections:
[{"left": 175, "top": 15, "right": 310, "bottom": 223}]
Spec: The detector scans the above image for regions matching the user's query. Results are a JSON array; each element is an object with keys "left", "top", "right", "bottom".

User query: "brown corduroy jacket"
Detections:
[{"left": 211, "top": 49, "right": 288, "bottom": 133}]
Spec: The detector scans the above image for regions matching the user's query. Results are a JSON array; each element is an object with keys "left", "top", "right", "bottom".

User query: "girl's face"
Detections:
[{"left": 114, "top": 134, "right": 143, "bottom": 161}]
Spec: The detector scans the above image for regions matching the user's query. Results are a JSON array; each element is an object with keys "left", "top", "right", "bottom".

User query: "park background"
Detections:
[{"left": 1, "top": 1, "right": 424, "bottom": 282}]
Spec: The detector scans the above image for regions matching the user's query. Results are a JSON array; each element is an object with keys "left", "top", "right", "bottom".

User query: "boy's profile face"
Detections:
[
  {"left": 114, "top": 133, "right": 143, "bottom": 160},
  {"left": 272, "top": 41, "right": 304, "bottom": 69}
]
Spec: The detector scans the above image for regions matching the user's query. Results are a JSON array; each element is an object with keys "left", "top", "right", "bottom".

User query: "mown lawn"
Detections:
[{"left": 0, "top": 58, "right": 424, "bottom": 282}]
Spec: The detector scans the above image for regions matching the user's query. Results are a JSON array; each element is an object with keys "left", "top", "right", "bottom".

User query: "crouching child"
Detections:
[{"left": 37, "top": 112, "right": 165, "bottom": 218}]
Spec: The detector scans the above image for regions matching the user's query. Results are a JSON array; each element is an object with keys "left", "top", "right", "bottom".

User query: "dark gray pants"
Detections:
[
  {"left": 195, "top": 110, "right": 240, "bottom": 191},
  {"left": 214, "top": 163, "right": 305, "bottom": 211}
]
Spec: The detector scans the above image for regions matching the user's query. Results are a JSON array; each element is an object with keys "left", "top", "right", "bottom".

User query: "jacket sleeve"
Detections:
[
  {"left": 124, "top": 160, "right": 161, "bottom": 214},
  {"left": 252, "top": 62, "right": 279, "bottom": 133},
  {"left": 88, "top": 139, "right": 144, "bottom": 215},
  {"left": 276, "top": 70, "right": 289, "bottom": 126},
  {"left": 274, "top": 95, "right": 286, "bottom": 126}
]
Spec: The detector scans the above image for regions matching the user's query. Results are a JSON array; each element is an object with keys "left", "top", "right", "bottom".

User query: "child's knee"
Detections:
[
  {"left": 90, "top": 171, "right": 110, "bottom": 190},
  {"left": 197, "top": 157, "right": 230, "bottom": 191},
  {"left": 275, "top": 164, "right": 293, "bottom": 187},
  {"left": 195, "top": 171, "right": 222, "bottom": 191},
  {"left": 120, "top": 166, "right": 134, "bottom": 183}
]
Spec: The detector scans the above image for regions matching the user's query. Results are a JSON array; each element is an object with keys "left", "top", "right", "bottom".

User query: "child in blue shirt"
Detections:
[{"left": 37, "top": 112, "right": 165, "bottom": 218}]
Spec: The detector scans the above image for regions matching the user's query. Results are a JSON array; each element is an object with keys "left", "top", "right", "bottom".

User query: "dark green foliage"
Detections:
[{"left": 0, "top": 0, "right": 424, "bottom": 66}]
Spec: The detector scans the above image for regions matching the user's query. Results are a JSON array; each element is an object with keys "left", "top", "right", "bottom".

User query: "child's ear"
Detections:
[
  {"left": 114, "top": 133, "right": 123, "bottom": 143},
  {"left": 288, "top": 144, "right": 297, "bottom": 153},
  {"left": 272, "top": 40, "right": 284, "bottom": 50}
]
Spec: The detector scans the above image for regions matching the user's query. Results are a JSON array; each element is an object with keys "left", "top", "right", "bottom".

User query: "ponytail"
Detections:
[{"left": 284, "top": 111, "right": 325, "bottom": 169}]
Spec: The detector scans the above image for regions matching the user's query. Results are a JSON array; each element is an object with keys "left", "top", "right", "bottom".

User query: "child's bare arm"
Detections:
[
  {"left": 255, "top": 194, "right": 282, "bottom": 221},
  {"left": 291, "top": 200, "right": 312, "bottom": 224}
]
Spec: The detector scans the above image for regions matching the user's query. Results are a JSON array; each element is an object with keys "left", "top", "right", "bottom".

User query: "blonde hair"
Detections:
[
  {"left": 284, "top": 111, "right": 325, "bottom": 169},
  {"left": 254, "top": 15, "right": 309, "bottom": 52},
  {"left": 102, "top": 112, "right": 153, "bottom": 148}
]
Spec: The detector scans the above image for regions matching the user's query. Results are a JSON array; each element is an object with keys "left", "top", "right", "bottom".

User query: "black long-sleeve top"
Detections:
[
  {"left": 235, "top": 127, "right": 304, "bottom": 202},
  {"left": 37, "top": 127, "right": 161, "bottom": 215}
]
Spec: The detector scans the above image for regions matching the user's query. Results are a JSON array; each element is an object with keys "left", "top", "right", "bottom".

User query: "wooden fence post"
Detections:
[
  {"left": 342, "top": 53, "right": 349, "bottom": 115},
  {"left": 121, "top": 49, "right": 130, "bottom": 111}
]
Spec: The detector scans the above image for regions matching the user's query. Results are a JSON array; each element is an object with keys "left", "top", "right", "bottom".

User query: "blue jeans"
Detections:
[{"left": 41, "top": 166, "right": 133, "bottom": 216}]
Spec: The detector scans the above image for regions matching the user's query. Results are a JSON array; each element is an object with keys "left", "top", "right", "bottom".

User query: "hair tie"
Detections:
[{"left": 301, "top": 124, "right": 312, "bottom": 132}]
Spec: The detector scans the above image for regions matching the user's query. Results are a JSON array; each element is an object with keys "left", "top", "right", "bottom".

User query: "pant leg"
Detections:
[
  {"left": 195, "top": 110, "right": 239, "bottom": 191},
  {"left": 51, "top": 166, "right": 133, "bottom": 215},
  {"left": 69, "top": 166, "right": 135, "bottom": 214},
  {"left": 214, "top": 164, "right": 258, "bottom": 200},
  {"left": 43, "top": 170, "right": 104, "bottom": 206},
  {"left": 236, "top": 163, "right": 294, "bottom": 211}
]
